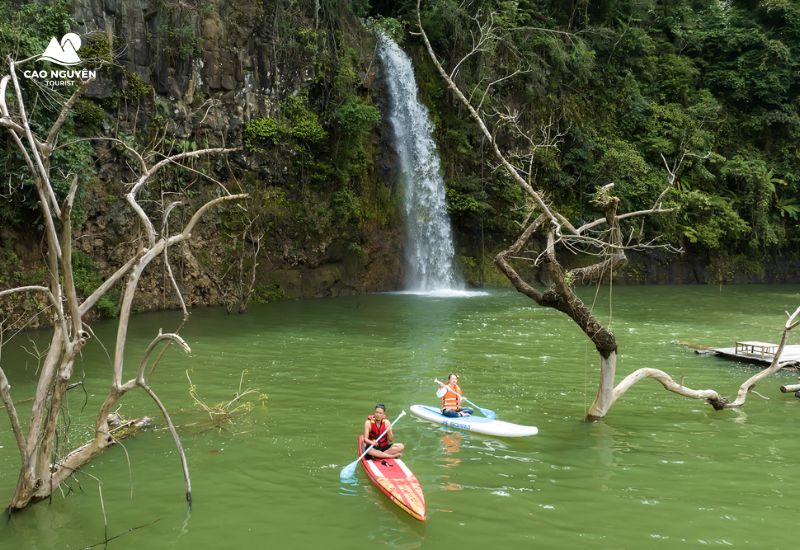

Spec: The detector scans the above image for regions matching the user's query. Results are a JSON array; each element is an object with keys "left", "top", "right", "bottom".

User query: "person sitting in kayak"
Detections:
[
  {"left": 437, "top": 374, "right": 474, "bottom": 417},
  {"left": 363, "top": 403, "right": 404, "bottom": 459}
]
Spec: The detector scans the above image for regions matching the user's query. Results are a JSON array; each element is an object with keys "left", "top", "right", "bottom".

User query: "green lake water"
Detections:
[{"left": 1, "top": 285, "right": 799, "bottom": 549}]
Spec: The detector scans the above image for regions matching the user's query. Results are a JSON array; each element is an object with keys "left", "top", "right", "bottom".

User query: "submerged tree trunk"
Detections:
[{"left": 587, "top": 351, "right": 617, "bottom": 420}]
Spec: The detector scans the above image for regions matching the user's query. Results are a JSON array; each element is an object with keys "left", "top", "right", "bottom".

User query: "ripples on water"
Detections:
[{"left": 338, "top": 478, "right": 360, "bottom": 497}]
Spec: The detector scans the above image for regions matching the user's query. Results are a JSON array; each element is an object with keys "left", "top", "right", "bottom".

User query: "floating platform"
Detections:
[{"left": 709, "top": 340, "right": 800, "bottom": 367}]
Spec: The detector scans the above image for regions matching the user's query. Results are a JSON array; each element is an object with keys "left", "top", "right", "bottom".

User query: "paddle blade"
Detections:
[
  {"left": 480, "top": 408, "right": 497, "bottom": 420},
  {"left": 340, "top": 459, "right": 358, "bottom": 482}
]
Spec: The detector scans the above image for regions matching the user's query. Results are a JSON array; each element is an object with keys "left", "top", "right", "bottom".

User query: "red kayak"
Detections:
[{"left": 357, "top": 436, "right": 426, "bottom": 521}]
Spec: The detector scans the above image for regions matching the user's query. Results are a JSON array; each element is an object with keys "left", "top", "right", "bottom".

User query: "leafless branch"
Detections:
[
  {"left": 721, "top": 305, "right": 800, "bottom": 408},
  {"left": 417, "top": 0, "right": 559, "bottom": 227},
  {"left": 611, "top": 368, "right": 726, "bottom": 407},
  {"left": 449, "top": 10, "right": 498, "bottom": 82},
  {"left": 139, "top": 382, "right": 192, "bottom": 506}
]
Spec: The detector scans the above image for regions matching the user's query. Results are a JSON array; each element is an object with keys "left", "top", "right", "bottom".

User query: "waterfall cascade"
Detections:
[{"left": 377, "top": 34, "right": 462, "bottom": 292}]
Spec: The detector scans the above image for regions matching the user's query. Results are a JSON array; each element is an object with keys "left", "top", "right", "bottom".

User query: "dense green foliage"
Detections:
[
  {"left": 208, "top": 1, "right": 400, "bottom": 309},
  {"left": 0, "top": 0, "right": 72, "bottom": 58},
  {"left": 374, "top": 0, "right": 800, "bottom": 279},
  {"left": 0, "top": 0, "right": 94, "bottom": 228},
  {"left": 245, "top": 94, "right": 328, "bottom": 151}
]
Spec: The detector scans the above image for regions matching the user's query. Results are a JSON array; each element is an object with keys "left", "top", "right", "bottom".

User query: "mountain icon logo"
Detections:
[{"left": 40, "top": 33, "right": 82, "bottom": 66}]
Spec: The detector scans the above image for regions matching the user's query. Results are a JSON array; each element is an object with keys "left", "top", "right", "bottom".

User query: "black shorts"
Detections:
[{"left": 369, "top": 443, "right": 392, "bottom": 453}]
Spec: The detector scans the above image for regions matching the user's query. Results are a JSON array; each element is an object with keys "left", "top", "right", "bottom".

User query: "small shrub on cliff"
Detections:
[
  {"left": 297, "top": 28, "right": 319, "bottom": 52},
  {"left": 79, "top": 32, "right": 113, "bottom": 64},
  {"left": 245, "top": 94, "right": 326, "bottom": 152},
  {"left": 366, "top": 16, "right": 405, "bottom": 42},
  {"left": 284, "top": 94, "right": 327, "bottom": 144},
  {"left": 334, "top": 97, "right": 381, "bottom": 136},
  {"left": 252, "top": 284, "right": 286, "bottom": 304},
  {"left": 73, "top": 98, "right": 106, "bottom": 132},
  {"left": 332, "top": 187, "right": 363, "bottom": 225},
  {"left": 244, "top": 117, "right": 285, "bottom": 151},
  {"left": 158, "top": 21, "right": 202, "bottom": 60},
  {"left": 446, "top": 186, "right": 484, "bottom": 216},
  {"left": 124, "top": 72, "right": 152, "bottom": 100}
]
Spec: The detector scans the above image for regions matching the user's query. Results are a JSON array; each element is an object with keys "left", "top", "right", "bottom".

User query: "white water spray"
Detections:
[{"left": 378, "top": 33, "right": 462, "bottom": 292}]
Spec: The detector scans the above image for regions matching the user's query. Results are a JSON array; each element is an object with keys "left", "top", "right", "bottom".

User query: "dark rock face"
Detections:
[
  {"left": 73, "top": 0, "right": 281, "bottom": 146},
  {"left": 619, "top": 250, "right": 800, "bottom": 285}
]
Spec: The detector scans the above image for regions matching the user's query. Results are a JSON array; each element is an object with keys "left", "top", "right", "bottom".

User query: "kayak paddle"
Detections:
[
  {"left": 435, "top": 379, "right": 496, "bottom": 420},
  {"left": 340, "top": 410, "right": 406, "bottom": 482}
]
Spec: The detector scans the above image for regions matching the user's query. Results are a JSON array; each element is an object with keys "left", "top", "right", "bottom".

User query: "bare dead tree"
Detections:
[
  {"left": 234, "top": 223, "right": 263, "bottom": 314},
  {"left": 0, "top": 56, "right": 246, "bottom": 511},
  {"left": 219, "top": 211, "right": 264, "bottom": 315},
  {"left": 415, "top": 1, "right": 799, "bottom": 419},
  {"left": 214, "top": 158, "right": 266, "bottom": 315}
]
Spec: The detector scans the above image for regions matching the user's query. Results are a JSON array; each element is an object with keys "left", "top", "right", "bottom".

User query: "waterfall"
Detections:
[{"left": 377, "top": 33, "right": 461, "bottom": 292}]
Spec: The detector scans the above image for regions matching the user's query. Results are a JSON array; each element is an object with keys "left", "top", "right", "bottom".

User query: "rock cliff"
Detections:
[{"left": 3, "top": 0, "right": 405, "bottom": 322}]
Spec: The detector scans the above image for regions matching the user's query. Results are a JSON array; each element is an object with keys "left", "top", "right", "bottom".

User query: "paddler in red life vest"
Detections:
[
  {"left": 436, "top": 373, "right": 474, "bottom": 418},
  {"left": 363, "top": 403, "right": 405, "bottom": 459}
]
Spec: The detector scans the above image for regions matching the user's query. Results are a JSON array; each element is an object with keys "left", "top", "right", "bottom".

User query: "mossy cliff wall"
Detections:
[{"left": 0, "top": 0, "right": 405, "bottom": 324}]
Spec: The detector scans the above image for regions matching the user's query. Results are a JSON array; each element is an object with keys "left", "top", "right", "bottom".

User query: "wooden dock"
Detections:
[{"left": 710, "top": 341, "right": 800, "bottom": 367}]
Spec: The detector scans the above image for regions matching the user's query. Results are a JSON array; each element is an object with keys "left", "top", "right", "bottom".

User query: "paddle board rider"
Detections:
[
  {"left": 363, "top": 404, "right": 404, "bottom": 459},
  {"left": 437, "top": 373, "right": 474, "bottom": 417}
]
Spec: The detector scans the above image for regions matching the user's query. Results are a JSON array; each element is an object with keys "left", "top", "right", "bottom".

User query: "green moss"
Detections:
[
  {"left": 73, "top": 98, "right": 106, "bottom": 131},
  {"left": 245, "top": 117, "right": 284, "bottom": 149},
  {"left": 80, "top": 32, "right": 113, "bottom": 64},
  {"left": 124, "top": 72, "right": 151, "bottom": 100},
  {"left": 252, "top": 284, "right": 286, "bottom": 304},
  {"left": 347, "top": 241, "right": 364, "bottom": 256},
  {"left": 71, "top": 250, "right": 119, "bottom": 317}
]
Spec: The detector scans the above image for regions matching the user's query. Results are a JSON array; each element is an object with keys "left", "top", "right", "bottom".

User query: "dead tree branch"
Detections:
[{"left": 0, "top": 54, "right": 245, "bottom": 510}]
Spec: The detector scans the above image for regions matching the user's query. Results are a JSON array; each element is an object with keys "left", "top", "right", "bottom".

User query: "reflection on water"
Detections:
[
  {"left": 440, "top": 431, "right": 463, "bottom": 491},
  {"left": 730, "top": 408, "right": 748, "bottom": 424},
  {"left": 441, "top": 431, "right": 462, "bottom": 460}
]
